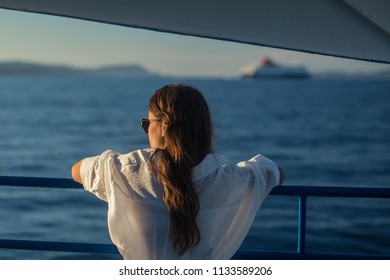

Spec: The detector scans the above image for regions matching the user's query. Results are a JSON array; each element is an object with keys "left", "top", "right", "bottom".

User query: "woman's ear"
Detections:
[{"left": 161, "top": 122, "right": 168, "bottom": 137}]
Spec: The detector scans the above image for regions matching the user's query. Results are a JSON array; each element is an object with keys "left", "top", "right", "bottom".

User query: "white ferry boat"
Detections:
[{"left": 241, "top": 57, "right": 310, "bottom": 79}]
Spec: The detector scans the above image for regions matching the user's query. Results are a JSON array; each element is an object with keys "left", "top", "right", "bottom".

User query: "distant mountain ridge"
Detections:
[
  {"left": 0, "top": 61, "right": 158, "bottom": 77},
  {"left": 316, "top": 70, "right": 390, "bottom": 80},
  {"left": 1, "top": 61, "right": 389, "bottom": 79}
]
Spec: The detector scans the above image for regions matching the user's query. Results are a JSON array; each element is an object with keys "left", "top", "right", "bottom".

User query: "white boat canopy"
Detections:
[{"left": 1, "top": 0, "right": 389, "bottom": 64}]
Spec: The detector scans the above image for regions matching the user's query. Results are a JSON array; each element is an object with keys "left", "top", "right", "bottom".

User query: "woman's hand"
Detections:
[
  {"left": 278, "top": 167, "right": 285, "bottom": 185},
  {"left": 71, "top": 159, "right": 83, "bottom": 184}
]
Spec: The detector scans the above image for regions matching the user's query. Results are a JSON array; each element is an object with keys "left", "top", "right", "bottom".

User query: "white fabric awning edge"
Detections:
[{"left": 1, "top": 0, "right": 389, "bottom": 64}]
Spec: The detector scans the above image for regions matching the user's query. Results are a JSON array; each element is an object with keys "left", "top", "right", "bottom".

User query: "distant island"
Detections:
[
  {"left": 1, "top": 61, "right": 389, "bottom": 79},
  {"left": 315, "top": 70, "right": 390, "bottom": 80},
  {"left": 0, "top": 61, "right": 160, "bottom": 78}
]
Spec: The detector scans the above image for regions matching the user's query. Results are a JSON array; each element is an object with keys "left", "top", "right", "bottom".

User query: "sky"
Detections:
[{"left": 1, "top": 8, "right": 390, "bottom": 78}]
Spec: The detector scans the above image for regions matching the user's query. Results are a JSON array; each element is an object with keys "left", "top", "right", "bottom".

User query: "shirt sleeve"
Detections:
[
  {"left": 212, "top": 154, "right": 280, "bottom": 258},
  {"left": 80, "top": 150, "right": 119, "bottom": 202},
  {"left": 237, "top": 154, "right": 280, "bottom": 199}
]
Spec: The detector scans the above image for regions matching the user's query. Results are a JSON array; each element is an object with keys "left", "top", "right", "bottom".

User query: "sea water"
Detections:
[{"left": 0, "top": 76, "right": 389, "bottom": 259}]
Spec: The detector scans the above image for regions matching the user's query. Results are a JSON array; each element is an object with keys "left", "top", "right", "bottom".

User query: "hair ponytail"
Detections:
[{"left": 149, "top": 84, "right": 213, "bottom": 255}]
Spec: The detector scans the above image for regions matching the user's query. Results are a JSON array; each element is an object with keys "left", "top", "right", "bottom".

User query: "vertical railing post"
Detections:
[{"left": 297, "top": 195, "right": 307, "bottom": 255}]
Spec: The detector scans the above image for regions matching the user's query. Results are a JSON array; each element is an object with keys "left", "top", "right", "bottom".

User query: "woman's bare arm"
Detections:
[{"left": 71, "top": 159, "right": 83, "bottom": 184}]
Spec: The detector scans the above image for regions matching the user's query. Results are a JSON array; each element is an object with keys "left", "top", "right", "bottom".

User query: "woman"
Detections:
[{"left": 72, "top": 83, "right": 284, "bottom": 259}]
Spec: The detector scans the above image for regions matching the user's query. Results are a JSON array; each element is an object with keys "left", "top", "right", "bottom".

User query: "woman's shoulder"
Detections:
[{"left": 117, "top": 148, "right": 155, "bottom": 166}]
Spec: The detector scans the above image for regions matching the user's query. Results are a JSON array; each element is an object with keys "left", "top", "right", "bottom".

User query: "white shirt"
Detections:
[{"left": 80, "top": 149, "right": 280, "bottom": 259}]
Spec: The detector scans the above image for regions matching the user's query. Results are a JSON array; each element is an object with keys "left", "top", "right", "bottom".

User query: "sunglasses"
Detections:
[{"left": 140, "top": 118, "right": 160, "bottom": 133}]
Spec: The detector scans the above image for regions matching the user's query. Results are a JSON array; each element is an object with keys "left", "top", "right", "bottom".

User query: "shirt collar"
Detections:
[{"left": 192, "top": 153, "right": 227, "bottom": 181}]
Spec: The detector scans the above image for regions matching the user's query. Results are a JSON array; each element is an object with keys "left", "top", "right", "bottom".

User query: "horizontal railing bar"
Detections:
[
  {"left": 272, "top": 185, "right": 390, "bottom": 198},
  {"left": 1, "top": 175, "right": 390, "bottom": 198},
  {"left": 1, "top": 239, "right": 388, "bottom": 260},
  {"left": 232, "top": 249, "right": 390, "bottom": 260},
  {"left": 0, "top": 176, "right": 81, "bottom": 189},
  {"left": 0, "top": 239, "right": 119, "bottom": 254}
]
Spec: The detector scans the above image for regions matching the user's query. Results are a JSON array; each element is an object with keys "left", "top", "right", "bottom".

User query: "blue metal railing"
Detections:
[{"left": 1, "top": 175, "right": 390, "bottom": 259}]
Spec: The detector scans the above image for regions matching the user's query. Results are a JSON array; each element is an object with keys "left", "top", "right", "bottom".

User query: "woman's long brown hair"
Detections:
[{"left": 149, "top": 84, "right": 213, "bottom": 255}]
